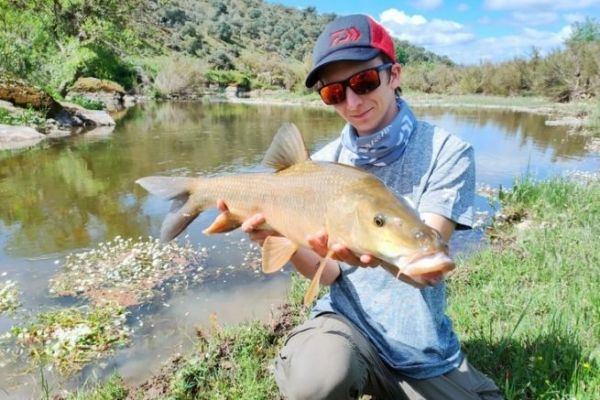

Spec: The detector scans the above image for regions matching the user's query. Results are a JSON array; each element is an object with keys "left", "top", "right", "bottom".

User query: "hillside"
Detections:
[{"left": 0, "top": 0, "right": 452, "bottom": 95}]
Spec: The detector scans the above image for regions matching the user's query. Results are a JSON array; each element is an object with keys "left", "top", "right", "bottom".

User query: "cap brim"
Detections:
[{"left": 305, "top": 47, "right": 381, "bottom": 88}]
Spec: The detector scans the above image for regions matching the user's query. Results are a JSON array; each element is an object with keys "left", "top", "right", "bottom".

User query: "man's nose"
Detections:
[{"left": 345, "top": 86, "right": 363, "bottom": 108}]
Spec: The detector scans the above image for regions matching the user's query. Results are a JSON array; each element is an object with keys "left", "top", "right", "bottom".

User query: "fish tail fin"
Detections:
[
  {"left": 261, "top": 122, "right": 309, "bottom": 171},
  {"left": 136, "top": 176, "right": 207, "bottom": 241}
]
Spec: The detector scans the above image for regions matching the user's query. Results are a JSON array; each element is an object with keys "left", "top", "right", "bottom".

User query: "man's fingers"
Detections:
[
  {"left": 241, "top": 213, "right": 266, "bottom": 232},
  {"left": 307, "top": 231, "right": 328, "bottom": 257},
  {"left": 216, "top": 199, "right": 228, "bottom": 212}
]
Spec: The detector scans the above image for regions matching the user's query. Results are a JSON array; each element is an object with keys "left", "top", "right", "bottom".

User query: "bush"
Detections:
[
  {"left": 153, "top": 56, "right": 208, "bottom": 97},
  {"left": 205, "top": 69, "right": 251, "bottom": 89},
  {"left": 68, "top": 96, "right": 105, "bottom": 110}
]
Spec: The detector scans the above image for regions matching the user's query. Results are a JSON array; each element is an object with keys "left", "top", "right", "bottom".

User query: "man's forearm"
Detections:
[{"left": 290, "top": 247, "right": 341, "bottom": 285}]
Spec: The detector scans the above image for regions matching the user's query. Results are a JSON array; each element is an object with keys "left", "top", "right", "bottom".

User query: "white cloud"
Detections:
[
  {"left": 484, "top": 0, "right": 600, "bottom": 11},
  {"left": 457, "top": 3, "right": 470, "bottom": 12},
  {"left": 410, "top": 0, "right": 443, "bottom": 10},
  {"left": 380, "top": 9, "right": 475, "bottom": 47},
  {"left": 512, "top": 11, "right": 559, "bottom": 26},
  {"left": 436, "top": 25, "right": 573, "bottom": 64},
  {"left": 564, "top": 13, "right": 587, "bottom": 23}
]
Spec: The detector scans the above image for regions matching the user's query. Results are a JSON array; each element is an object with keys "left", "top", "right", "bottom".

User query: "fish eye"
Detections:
[{"left": 374, "top": 214, "right": 386, "bottom": 227}]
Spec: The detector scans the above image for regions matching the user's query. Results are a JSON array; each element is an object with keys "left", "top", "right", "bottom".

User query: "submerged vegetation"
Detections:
[
  {"left": 64, "top": 178, "right": 599, "bottom": 399},
  {"left": 4, "top": 304, "right": 129, "bottom": 375},
  {"left": 0, "top": 280, "right": 20, "bottom": 315},
  {"left": 49, "top": 236, "right": 208, "bottom": 307}
]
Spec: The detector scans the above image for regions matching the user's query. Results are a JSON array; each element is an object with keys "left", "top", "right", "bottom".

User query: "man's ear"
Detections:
[{"left": 390, "top": 63, "right": 402, "bottom": 88}]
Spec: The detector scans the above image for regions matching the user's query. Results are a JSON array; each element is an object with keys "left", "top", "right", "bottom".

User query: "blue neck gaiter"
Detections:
[{"left": 340, "top": 97, "right": 417, "bottom": 166}]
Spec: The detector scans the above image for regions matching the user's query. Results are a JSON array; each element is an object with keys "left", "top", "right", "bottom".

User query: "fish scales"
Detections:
[{"left": 192, "top": 161, "right": 372, "bottom": 246}]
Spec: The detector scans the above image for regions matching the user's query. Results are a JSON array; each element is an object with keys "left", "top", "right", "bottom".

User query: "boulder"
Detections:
[
  {"left": 0, "top": 78, "right": 62, "bottom": 116},
  {"left": 60, "top": 102, "right": 116, "bottom": 126},
  {"left": 0, "top": 124, "right": 45, "bottom": 150},
  {"left": 67, "top": 77, "right": 125, "bottom": 112},
  {"left": 0, "top": 99, "right": 19, "bottom": 113}
]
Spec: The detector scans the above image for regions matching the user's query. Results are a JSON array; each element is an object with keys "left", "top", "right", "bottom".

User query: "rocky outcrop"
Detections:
[
  {"left": 67, "top": 77, "right": 127, "bottom": 112},
  {"left": 0, "top": 124, "right": 45, "bottom": 150},
  {"left": 0, "top": 78, "right": 62, "bottom": 117},
  {"left": 60, "top": 102, "right": 116, "bottom": 126}
]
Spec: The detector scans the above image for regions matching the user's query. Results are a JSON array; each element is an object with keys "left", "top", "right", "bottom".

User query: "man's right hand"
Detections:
[{"left": 216, "top": 200, "right": 280, "bottom": 246}]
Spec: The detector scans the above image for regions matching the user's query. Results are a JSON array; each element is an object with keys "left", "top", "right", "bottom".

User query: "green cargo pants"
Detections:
[{"left": 273, "top": 313, "right": 502, "bottom": 400}]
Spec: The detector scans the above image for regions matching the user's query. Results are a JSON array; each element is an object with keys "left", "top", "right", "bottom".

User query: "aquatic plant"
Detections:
[
  {"left": 9, "top": 304, "right": 129, "bottom": 375},
  {"left": 0, "top": 280, "right": 21, "bottom": 314},
  {"left": 49, "top": 236, "right": 208, "bottom": 307}
]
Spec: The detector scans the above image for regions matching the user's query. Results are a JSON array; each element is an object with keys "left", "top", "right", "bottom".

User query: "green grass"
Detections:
[
  {"left": 0, "top": 107, "right": 46, "bottom": 128},
  {"left": 68, "top": 178, "right": 599, "bottom": 399},
  {"left": 68, "top": 95, "right": 105, "bottom": 111},
  {"left": 449, "top": 177, "right": 600, "bottom": 399},
  {"left": 66, "top": 375, "right": 128, "bottom": 400}
]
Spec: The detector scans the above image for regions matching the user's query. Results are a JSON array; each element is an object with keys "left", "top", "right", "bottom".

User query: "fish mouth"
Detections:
[{"left": 398, "top": 251, "right": 455, "bottom": 277}]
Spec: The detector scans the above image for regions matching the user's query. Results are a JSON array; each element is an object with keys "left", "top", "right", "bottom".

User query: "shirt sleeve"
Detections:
[
  {"left": 311, "top": 138, "right": 342, "bottom": 162},
  {"left": 418, "top": 134, "right": 475, "bottom": 230}
]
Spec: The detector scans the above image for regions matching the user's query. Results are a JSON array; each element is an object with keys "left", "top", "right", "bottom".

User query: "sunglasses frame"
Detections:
[{"left": 316, "top": 63, "right": 394, "bottom": 105}]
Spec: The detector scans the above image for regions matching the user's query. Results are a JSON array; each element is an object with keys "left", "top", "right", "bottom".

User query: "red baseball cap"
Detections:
[{"left": 305, "top": 14, "right": 396, "bottom": 88}]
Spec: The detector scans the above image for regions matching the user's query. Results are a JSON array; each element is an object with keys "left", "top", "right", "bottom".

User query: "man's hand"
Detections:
[
  {"left": 216, "top": 200, "right": 279, "bottom": 246},
  {"left": 307, "top": 231, "right": 442, "bottom": 288}
]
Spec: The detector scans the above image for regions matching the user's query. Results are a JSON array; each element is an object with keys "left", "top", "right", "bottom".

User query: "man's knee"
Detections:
[{"left": 274, "top": 329, "right": 367, "bottom": 400}]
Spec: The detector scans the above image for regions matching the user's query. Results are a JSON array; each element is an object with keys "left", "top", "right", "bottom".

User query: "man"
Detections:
[{"left": 222, "top": 14, "right": 502, "bottom": 400}]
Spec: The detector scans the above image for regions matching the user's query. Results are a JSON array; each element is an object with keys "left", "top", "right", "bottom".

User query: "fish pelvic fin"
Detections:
[
  {"left": 261, "top": 122, "right": 309, "bottom": 171},
  {"left": 261, "top": 236, "right": 299, "bottom": 273},
  {"left": 304, "top": 250, "right": 334, "bottom": 306},
  {"left": 136, "top": 176, "right": 205, "bottom": 242},
  {"left": 203, "top": 211, "right": 242, "bottom": 235}
]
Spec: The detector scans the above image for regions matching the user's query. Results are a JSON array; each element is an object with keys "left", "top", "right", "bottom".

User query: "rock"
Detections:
[
  {"left": 60, "top": 102, "right": 115, "bottom": 126},
  {"left": 53, "top": 109, "right": 84, "bottom": 128},
  {"left": 70, "top": 77, "right": 125, "bottom": 93},
  {"left": 67, "top": 77, "right": 125, "bottom": 112},
  {"left": 123, "top": 95, "right": 137, "bottom": 108},
  {"left": 0, "top": 100, "right": 19, "bottom": 113},
  {"left": 0, "top": 78, "right": 62, "bottom": 116},
  {"left": 0, "top": 124, "right": 45, "bottom": 150}
]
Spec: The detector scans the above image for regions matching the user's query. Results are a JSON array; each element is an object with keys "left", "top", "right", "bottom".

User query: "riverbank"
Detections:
[
  {"left": 228, "top": 90, "right": 600, "bottom": 136},
  {"left": 1, "top": 88, "right": 599, "bottom": 153},
  {"left": 64, "top": 176, "right": 600, "bottom": 400}
]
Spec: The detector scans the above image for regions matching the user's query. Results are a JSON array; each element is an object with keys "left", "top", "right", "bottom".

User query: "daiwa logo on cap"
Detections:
[{"left": 330, "top": 27, "right": 361, "bottom": 47}]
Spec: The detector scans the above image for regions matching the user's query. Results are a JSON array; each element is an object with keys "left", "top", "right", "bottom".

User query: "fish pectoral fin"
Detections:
[
  {"left": 304, "top": 250, "right": 334, "bottom": 306},
  {"left": 261, "top": 236, "right": 299, "bottom": 273},
  {"left": 203, "top": 211, "right": 242, "bottom": 235}
]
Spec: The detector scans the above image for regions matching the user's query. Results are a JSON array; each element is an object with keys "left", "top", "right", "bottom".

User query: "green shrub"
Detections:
[
  {"left": 0, "top": 108, "right": 46, "bottom": 127},
  {"left": 153, "top": 56, "right": 208, "bottom": 97},
  {"left": 68, "top": 96, "right": 105, "bottom": 110}
]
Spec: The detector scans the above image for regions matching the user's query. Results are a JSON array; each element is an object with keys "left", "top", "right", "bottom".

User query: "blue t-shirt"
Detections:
[{"left": 310, "top": 119, "right": 475, "bottom": 379}]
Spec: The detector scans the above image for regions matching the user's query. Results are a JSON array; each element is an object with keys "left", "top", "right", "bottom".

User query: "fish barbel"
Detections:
[{"left": 137, "top": 123, "right": 454, "bottom": 305}]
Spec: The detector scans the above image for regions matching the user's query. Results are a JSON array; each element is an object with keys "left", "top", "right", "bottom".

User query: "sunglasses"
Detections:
[{"left": 317, "top": 63, "right": 393, "bottom": 105}]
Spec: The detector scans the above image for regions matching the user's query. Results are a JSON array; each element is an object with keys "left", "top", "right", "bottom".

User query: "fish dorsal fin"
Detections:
[{"left": 261, "top": 123, "right": 309, "bottom": 171}]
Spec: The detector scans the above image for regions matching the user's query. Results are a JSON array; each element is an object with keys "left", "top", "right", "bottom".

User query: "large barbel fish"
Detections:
[{"left": 137, "top": 123, "right": 454, "bottom": 305}]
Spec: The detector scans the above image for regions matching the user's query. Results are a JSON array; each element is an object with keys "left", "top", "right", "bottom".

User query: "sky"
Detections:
[{"left": 267, "top": 0, "right": 600, "bottom": 64}]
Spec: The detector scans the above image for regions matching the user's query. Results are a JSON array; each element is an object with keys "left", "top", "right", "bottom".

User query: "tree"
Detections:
[{"left": 568, "top": 17, "right": 600, "bottom": 44}]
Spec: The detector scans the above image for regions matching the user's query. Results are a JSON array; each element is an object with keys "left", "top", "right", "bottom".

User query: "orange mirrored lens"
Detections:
[
  {"left": 319, "top": 83, "right": 345, "bottom": 105},
  {"left": 349, "top": 69, "right": 381, "bottom": 94}
]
